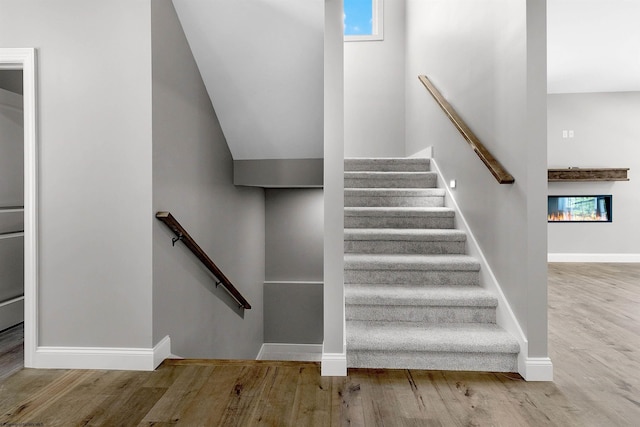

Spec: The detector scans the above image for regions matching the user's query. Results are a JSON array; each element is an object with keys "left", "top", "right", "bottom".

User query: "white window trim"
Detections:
[{"left": 344, "top": 0, "right": 384, "bottom": 42}]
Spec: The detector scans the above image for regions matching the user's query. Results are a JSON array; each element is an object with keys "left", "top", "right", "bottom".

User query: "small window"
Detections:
[{"left": 344, "top": 0, "right": 383, "bottom": 42}]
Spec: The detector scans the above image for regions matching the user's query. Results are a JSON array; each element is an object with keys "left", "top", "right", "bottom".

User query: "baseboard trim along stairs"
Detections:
[
  {"left": 30, "top": 336, "right": 172, "bottom": 371},
  {"left": 344, "top": 157, "right": 520, "bottom": 374}
]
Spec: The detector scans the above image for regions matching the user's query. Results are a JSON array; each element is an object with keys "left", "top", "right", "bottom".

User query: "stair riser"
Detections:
[
  {"left": 346, "top": 305, "right": 496, "bottom": 323},
  {"left": 345, "top": 240, "right": 465, "bottom": 255},
  {"left": 344, "top": 270, "right": 480, "bottom": 286},
  {"left": 347, "top": 351, "right": 517, "bottom": 372},
  {"left": 345, "top": 216, "right": 454, "bottom": 229},
  {"left": 345, "top": 175, "right": 437, "bottom": 188},
  {"left": 345, "top": 159, "right": 430, "bottom": 172},
  {"left": 345, "top": 196, "right": 444, "bottom": 208}
]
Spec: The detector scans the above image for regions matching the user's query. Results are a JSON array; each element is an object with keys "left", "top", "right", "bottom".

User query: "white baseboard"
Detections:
[
  {"left": 33, "top": 335, "right": 171, "bottom": 371},
  {"left": 522, "top": 357, "right": 554, "bottom": 381},
  {"left": 430, "top": 159, "right": 532, "bottom": 366},
  {"left": 321, "top": 344, "right": 347, "bottom": 376},
  {"left": 153, "top": 336, "right": 172, "bottom": 368},
  {"left": 0, "top": 296, "right": 24, "bottom": 331},
  {"left": 263, "top": 281, "right": 324, "bottom": 285},
  {"left": 257, "top": 343, "right": 322, "bottom": 362},
  {"left": 548, "top": 253, "right": 640, "bottom": 263}
]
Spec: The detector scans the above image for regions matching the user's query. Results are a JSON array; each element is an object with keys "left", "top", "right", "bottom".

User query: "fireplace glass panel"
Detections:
[{"left": 548, "top": 195, "right": 612, "bottom": 222}]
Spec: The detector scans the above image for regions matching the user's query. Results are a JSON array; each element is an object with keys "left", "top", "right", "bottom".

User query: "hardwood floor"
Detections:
[
  {"left": 547, "top": 263, "right": 640, "bottom": 427},
  {"left": 0, "top": 323, "right": 23, "bottom": 382},
  {"left": 0, "top": 263, "right": 638, "bottom": 426}
]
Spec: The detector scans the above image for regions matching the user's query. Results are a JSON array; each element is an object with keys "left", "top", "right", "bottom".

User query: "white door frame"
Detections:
[{"left": 0, "top": 48, "right": 38, "bottom": 368}]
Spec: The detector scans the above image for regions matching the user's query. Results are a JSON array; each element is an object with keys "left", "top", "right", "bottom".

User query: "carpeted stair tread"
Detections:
[
  {"left": 347, "top": 321, "right": 519, "bottom": 354},
  {"left": 345, "top": 207, "right": 455, "bottom": 229},
  {"left": 344, "top": 207, "right": 455, "bottom": 217},
  {"left": 345, "top": 284, "right": 497, "bottom": 307},
  {"left": 344, "top": 188, "right": 445, "bottom": 197},
  {"left": 345, "top": 171, "right": 436, "bottom": 179},
  {"left": 345, "top": 171, "right": 437, "bottom": 188},
  {"left": 345, "top": 188, "right": 446, "bottom": 208},
  {"left": 345, "top": 158, "right": 430, "bottom": 172},
  {"left": 343, "top": 156, "right": 519, "bottom": 373},
  {"left": 344, "top": 254, "right": 480, "bottom": 271},
  {"left": 345, "top": 228, "right": 466, "bottom": 242}
]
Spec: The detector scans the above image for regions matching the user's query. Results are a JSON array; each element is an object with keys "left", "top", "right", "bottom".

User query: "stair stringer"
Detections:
[{"left": 427, "top": 157, "right": 553, "bottom": 381}]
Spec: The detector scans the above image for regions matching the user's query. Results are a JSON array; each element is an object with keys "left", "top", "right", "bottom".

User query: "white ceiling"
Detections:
[
  {"left": 548, "top": 0, "right": 640, "bottom": 93},
  {"left": 172, "top": 0, "right": 324, "bottom": 160}
]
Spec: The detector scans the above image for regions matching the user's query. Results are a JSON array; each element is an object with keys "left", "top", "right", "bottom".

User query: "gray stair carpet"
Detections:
[{"left": 344, "top": 157, "right": 518, "bottom": 372}]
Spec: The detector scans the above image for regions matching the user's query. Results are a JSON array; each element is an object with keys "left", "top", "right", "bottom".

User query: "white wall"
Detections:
[
  {"left": 344, "top": 0, "right": 406, "bottom": 157},
  {"left": 323, "top": 0, "right": 346, "bottom": 375},
  {"left": 405, "top": 0, "right": 549, "bottom": 359},
  {"left": 548, "top": 92, "right": 640, "bottom": 258},
  {"left": 0, "top": 0, "right": 154, "bottom": 348},
  {"left": 151, "top": 0, "right": 265, "bottom": 359},
  {"left": 172, "top": 0, "right": 324, "bottom": 160},
  {"left": 548, "top": 0, "right": 640, "bottom": 94}
]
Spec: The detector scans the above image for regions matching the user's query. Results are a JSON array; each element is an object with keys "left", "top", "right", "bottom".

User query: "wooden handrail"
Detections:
[
  {"left": 156, "top": 212, "right": 251, "bottom": 310},
  {"left": 418, "top": 75, "right": 515, "bottom": 184}
]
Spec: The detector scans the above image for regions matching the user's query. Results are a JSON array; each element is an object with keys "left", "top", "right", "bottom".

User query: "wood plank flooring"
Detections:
[
  {"left": 0, "top": 323, "right": 23, "bottom": 382},
  {"left": 0, "top": 263, "right": 638, "bottom": 426},
  {"left": 547, "top": 262, "right": 640, "bottom": 427}
]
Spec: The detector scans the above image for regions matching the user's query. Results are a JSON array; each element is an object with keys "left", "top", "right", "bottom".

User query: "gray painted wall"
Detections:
[
  {"left": 0, "top": 70, "right": 22, "bottom": 95},
  {"left": 264, "top": 189, "right": 323, "bottom": 344},
  {"left": 172, "top": 0, "right": 324, "bottom": 160},
  {"left": 548, "top": 92, "right": 640, "bottom": 255},
  {"left": 405, "top": 0, "right": 549, "bottom": 358},
  {"left": 0, "top": 236, "right": 23, "bottom": 303},
  {"left": 234, "top": 159, "right": 323, "bottom": 188},
  {"left": 264, "top": 282, "right": 322, "bottom": 344},
  {"left": 1, "top": 0, "right": 154, "bottom": 348},
  {"left": 151, "top": 0, "right": 265, "bottom": 358},
  {"left": 265, "top": 189, "right": 323, "bottom": 281},
  {"left": 0, "top": 210, "right": 22, "bottom": 235},
  {"left": 344, "top": 0, "right": 406, "bottom": 157}
]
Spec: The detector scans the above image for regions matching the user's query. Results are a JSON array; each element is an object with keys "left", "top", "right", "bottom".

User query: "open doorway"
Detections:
[
  {"left": 0, "top": 69, "right": 24, "bottom": 379},
  {"left": 0, "top": 48, "right": 37, "bottom": 373}
]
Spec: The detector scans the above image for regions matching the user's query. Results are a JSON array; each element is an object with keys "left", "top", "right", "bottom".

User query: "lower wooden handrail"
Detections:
[
  {"left": 418, "top": 75, "right": 515, "bottom": 184},
  {"left": 156, "top": 212, "right": 251, "bottom": 310}
]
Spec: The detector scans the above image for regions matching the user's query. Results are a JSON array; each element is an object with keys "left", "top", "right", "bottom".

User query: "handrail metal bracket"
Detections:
[{"left": 171, "top": 233, "right": 184, "bottom": 247}]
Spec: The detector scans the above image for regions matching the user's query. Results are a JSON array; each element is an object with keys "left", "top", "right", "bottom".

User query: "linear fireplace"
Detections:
[{"left": 548, "top": 195, "right": 612, "bottom": 222}]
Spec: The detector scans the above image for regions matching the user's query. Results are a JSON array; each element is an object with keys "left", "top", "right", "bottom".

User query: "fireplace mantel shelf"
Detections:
[{"left": 548, "top": 168, "right": 629, "bottom": 182}]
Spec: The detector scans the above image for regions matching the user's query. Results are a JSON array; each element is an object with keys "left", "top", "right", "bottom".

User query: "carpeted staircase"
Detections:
[{"left": 344, "top": 158, "right": 519, "bottom": 372}]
